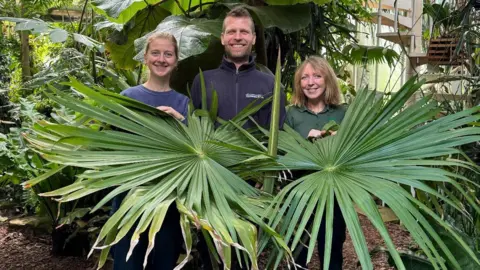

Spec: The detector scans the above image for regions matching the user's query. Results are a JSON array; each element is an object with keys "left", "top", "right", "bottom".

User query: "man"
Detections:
[
  {"left": 191, "top": 7, "right": 285, "bottom": 128},
  {"left": 191, "top": 6, "right": 286, "bottom": 270}
]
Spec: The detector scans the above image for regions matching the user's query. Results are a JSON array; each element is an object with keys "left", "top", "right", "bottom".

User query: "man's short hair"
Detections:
[{"left": 222, "top": 7, "right": 255, "bottom": 33}]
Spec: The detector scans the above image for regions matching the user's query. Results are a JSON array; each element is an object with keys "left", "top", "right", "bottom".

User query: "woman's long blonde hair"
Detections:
[{"left": 291, "top": 56, "right": 341, "bottom": 106}]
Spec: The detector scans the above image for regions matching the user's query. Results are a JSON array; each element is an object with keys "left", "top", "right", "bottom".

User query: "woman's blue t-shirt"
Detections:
[{"left": 120, "top": 85, "right": 189, "bottom": 119}]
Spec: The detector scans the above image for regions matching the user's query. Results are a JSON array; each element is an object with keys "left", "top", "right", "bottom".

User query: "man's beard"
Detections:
[{"left": 225, "top": 46, "right": 251, "bottom": 63}]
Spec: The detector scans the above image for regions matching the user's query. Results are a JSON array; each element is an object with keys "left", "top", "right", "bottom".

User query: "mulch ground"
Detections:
[
  {"left": 0, "top": 224, "right": 99, "bottom": 270},
  {"left": 0, "top": 214, "right": 411, "bottom": 270},
  {"left": 342, "top": 215, "right": 412, "bottom": 270}
]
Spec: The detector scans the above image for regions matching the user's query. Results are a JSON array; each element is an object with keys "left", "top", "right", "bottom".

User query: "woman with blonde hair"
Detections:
[
  {"left": 112, "top": 32, "right": 188, "bottom": 270},
  {"left": 286, "top": 56, "right": 347, "bottom": 269}
]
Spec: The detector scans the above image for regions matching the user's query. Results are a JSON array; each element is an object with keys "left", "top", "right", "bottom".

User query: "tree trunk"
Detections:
[
  {"left": 255, "top": 25, "right": 268, "bottom": 67},
  {"left": 20, "top": 31, "right": 31, "bottom": 82},
  {"left": 246, "top": 0, "right": 268, "bottom": 67},
  {"left": 19, "top": 0, "right": 31, "bottom": 82}
]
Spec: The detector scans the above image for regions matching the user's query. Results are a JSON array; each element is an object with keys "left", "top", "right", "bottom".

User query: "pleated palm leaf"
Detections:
[
  {"left": 262, "top": 77, "right": 480, "bottom": 269},
  {"left": 22, "top": 77, "right": 288, "bottom": 270}
]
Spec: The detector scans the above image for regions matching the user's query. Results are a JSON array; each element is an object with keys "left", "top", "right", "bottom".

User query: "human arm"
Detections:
[{"left": 157, "top": 106, "right": 185, "bottom": 121}]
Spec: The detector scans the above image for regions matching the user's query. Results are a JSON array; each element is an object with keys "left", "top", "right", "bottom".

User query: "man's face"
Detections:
[{"left": 221, "top": 16, "right": 256, "bottom": 63}]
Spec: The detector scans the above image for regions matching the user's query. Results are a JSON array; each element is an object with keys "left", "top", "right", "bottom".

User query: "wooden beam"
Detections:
[
  {"left": 432, "top": 93, "right": 474, "bottom": 102},
  {"left": 367, "top": 0, "right": 413, "bottom": 12}
]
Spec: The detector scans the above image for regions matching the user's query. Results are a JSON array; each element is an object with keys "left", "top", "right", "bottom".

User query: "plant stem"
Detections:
[
  {"left": 77, "top": 0, "right": 89, "bottom": 34},
  {"left": 264, "top": 47, "right": 282, "bottom": 194}
]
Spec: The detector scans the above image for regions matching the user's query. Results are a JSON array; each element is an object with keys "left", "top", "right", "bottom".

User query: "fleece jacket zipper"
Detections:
[{"left": 235, "top": 69, "right": 239, "bottom": 115}]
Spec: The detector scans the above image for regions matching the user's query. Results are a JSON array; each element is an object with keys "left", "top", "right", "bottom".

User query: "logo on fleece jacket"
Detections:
[{"left": 245, "top": 93, "right": 264, "bottom": 99}]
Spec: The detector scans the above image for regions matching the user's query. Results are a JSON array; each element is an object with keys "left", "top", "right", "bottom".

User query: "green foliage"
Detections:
[
  {"left": 4, "top": 1, "right": 479, "bottom": 268},
  {"left": 423, "top": 2, "right": 463, "bottom": 37},
  {"left": 91, "top": 0, "right": 168, "bottom": 24},
  {"left": 259, "top": 77, "right": 480, "bottom": 269},
  {"left": 0, "top": 17, "right": 104, "bottom": 51},
  {"left": 134, "top": 16, "right": 222, "bottom": 62},
  {"left": 89, "top": 0, "right": 383, "bottom": 95},
  {"left": 0, "top": 129, "right": 32, "bottom": 186},
  {"left": 227, "top": 3, "right": 312, "bottom": 34},
  {"left": 342, "top": 44, "right": 400, "bottom": 68},
  {"left": 0, "top": 34, "right": 16, "bottom": 88},
  {"left": 269, "top": 0, "right": 373, "bottom": 90},
  {"left": 23, "top": 77, "right": 290, "bottom": 269},
  {"left": 104, "top": 1, "right": 313, "bottom": 71},
  {"left": 105, "top": 5, "right": 170, "bottom": 69}
]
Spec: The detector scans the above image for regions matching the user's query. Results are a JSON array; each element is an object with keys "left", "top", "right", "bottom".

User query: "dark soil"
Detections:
[
  {"left": 0, "top": 223, "right": 100, "bottom": 270},
  {"left": 0, "top": 214, "right": 411, "bottom": 270},
  {"left": 342, "top": 215, "right": 412, "bottom": 270}
]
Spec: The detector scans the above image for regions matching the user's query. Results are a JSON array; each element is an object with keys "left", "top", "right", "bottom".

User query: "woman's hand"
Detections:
[
  {"left": 307, "top": 129, "right": 337, "bottom": 139},
  {"left": 307, "top": 129, "right": 326, "bottom": 138},
  {"left": 157, "top": 106, "right": 185, "bottom": 121}
]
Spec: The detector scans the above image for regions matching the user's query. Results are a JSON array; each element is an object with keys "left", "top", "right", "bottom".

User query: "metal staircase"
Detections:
[
  {"left": 369, "top": 0, "right": 427, "bottom": 74},
  {"left": 367, "top": 0, "right": 473, "bottom": 106}
]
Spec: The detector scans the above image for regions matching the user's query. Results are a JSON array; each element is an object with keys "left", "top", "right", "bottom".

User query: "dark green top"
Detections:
[{"left": 285, "top": 104, "right": 347, "bottom": 138}]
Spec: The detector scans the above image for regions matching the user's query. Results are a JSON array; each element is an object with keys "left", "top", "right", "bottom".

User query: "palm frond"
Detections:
[
  {"left": 24, "top": 78, "right": 289, "bottom": 269},
  {"left": 263, "top": 76, "right": 480, "bottom": 269},
  {"left": 342, "top": 44, "right": 400, "bottom": 68}
]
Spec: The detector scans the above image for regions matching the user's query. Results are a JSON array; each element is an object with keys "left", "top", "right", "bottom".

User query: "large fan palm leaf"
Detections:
[
  {"left": 262, "top": 77, "right": 480, "bottom": 269},
  {"left": 23, "top": 77, "right": 288, "bottom": 269}
]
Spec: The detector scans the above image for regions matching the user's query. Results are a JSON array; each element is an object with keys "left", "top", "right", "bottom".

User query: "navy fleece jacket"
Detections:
[{"left": 191, "top": 56, "right": 286, "bottom": 128}]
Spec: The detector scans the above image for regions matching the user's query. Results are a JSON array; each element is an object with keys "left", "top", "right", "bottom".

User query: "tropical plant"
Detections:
[
  {"left": 424, "top": 2, "right": 463, "bottom": 38},
  {"left": 0, "top": 0, "right": 82, "bottom": 81},
  {"left": 0, "top": 94, "right": 109, "bottom": 256},
  {"left": 22, "top": 76, "right": 289, "bottom": 269},
  {"left": 257, "top": 77, "right": 480, "bottom": 269},
  {"left": 93, "top": 0, "right": 396, "bottom": 93}
]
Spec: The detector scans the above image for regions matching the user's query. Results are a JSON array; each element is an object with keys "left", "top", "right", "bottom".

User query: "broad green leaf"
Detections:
[
  {"left": 49, "top": 28, "right": 68, "bottom": 43},
  {"left": 134, "top": 16, "right": 222, "bottom": 62},
  {"left": 160, "top": 0, "right": 201, "bottom": 15},
  {"left": 94, "top": 21, "right": 124, "bottom": 31},
  {"left": 91, "top": 0, "right": 163, "bottom": 24},
  {"left": 224, "top": 3, "right": 312, "bottom": 34},
  {"left": 73, "top": 33, "right": 105, "bottom": 52},
  {"left": 0, "top": 17, "right": 49, "bottom": 33},
  {"left": 106, "top": 5, "right": 170, "bottom": 69}
]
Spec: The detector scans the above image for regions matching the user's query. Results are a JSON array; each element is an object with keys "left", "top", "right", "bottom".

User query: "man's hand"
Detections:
[{"left": 157, "top": 106, "right": 185, "bottom": 121}]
